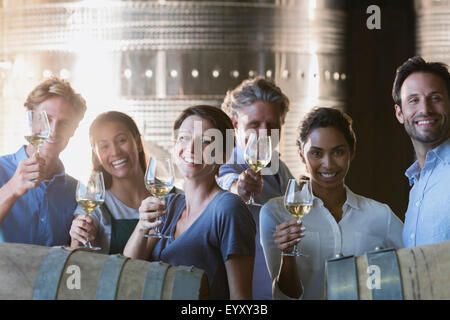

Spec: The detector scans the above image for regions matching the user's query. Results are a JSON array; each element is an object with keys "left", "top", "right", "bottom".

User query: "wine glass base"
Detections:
[
  {"left": 143, "top": 233, "right": 172, "bottom": 239},
  {"left": 282, "top": 252, "right": 309, "bottom": 257},
  {"left": 74, "top": 245, "right": 102, "bottom": 251},
  {"left": 247, "top": 202, "right": 262, "bottom": 207}
]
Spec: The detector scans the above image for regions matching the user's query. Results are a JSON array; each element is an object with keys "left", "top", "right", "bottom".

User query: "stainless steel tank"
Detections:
[
  {"left": 0, "top": 0, "right": 348, "bottom": 180},
  {"left": 415, "top": 0, "right": 450, "bottom": 65}
]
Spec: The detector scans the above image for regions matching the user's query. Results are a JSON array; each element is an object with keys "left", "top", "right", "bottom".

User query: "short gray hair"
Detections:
[{"left": 221, "top": 77, "right": 290, "bottom": 124}]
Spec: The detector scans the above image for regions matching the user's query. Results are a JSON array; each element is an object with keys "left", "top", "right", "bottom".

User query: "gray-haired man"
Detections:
[{"left": 218, "top": 77, "right": 294, "bottom": 300}]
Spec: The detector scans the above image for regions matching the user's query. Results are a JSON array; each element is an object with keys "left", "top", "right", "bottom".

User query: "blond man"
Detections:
[{"left": 0, "top": 77, "right": 86, "bottom": 246}]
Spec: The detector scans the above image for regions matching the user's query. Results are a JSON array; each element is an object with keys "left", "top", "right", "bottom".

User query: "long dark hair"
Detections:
[{"left": 89, "top": 111, "right": 146, "bottom": 189}]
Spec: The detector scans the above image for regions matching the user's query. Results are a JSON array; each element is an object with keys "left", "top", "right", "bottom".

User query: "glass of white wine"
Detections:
[
  {"left": 25, "top": 110, "right": 50, "bottom": 153},
  {"left": 283, "top": 177, "right": 313, "bottom": 257},
  {"left": 144, "top": 157, "right": 175, "bottom": 239},
  {"left": 75, "top": 171, "right": 105, "bottom": 251},
  {"left": 244, "top": 133, "right": 272, "bottom": 206}
]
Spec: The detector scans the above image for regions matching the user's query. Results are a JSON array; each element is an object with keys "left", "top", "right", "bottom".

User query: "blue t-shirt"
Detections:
[
  {"left": 151, "top": 190, "right": 256, "bottom": 300},
  {"left": 0, "top": 146, "right": 77, "bottom": 246}
]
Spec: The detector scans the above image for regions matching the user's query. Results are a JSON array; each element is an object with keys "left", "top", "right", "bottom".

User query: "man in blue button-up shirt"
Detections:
[
  {"left": 0, "top": 77, "right": 86, "bottom": 246},
  {"left": 218, "top": 77, "right": 294, "bottom": 299},
  {"left": 392, "top": 56, "right": 450, "bottom": 248}
]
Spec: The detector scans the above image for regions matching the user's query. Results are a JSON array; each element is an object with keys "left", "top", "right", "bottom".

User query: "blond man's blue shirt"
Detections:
[
  {"left": 0, "top": 146, "right": 77, "bottom": 246},
  {"left": 403, "top": 138, "right": 450, "bottom": 248}
]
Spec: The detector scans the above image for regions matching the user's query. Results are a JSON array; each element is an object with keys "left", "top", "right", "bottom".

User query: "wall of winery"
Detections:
[
  {"left": 0, "top": 0, "right": 347, "bottom": 182},
  {"left": 2, "top": 0, "right": 446, "bottom": 220}
]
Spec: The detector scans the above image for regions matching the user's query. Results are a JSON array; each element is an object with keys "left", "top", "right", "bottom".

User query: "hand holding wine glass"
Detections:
[
  {"left": 243, "top": 133, "right": 272, "bottom": 206},
  {"left": 282, "top": 178, "right": 313, "bottom": 257},
  {"left": 143, "top": 157, "right": 175, "bottom": 239},
  {"left": 74, "top": 171, "right": 105, "bottom": 251}
]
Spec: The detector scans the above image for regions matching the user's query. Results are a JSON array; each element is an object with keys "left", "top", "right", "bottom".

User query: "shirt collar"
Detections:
[
  {"left": 15, "top": 145, "right": 29, "bottom": 162},
  {"left": 343, "top": 185, "right": 360, "bottom": 210},
  {"left": 431, "top": 137, "right": 450, "bottom": 165},
  {"left": 405, "top": 160, "right": 421, "bottom": 187},
  {"left": 404, "top": 137, "right": 450, "bottom": 186}
]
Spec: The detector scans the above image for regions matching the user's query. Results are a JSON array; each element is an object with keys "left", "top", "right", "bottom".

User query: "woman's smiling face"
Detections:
[
  {"left": 174, "top": 115, "right": 219, "bottom": 180},
  {"left": 300, "top": 126, "right": 353, "bottom": 190},
  {"left": 93, "top": 121, "right": 142, "bottom": 180}
]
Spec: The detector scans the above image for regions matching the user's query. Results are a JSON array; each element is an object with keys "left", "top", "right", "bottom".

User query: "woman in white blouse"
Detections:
[{"left": 260, "top": 107, "right": 404, "bottom": 300}]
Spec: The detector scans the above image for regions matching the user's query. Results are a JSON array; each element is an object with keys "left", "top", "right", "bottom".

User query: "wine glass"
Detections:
[
  {"left": 283, "top": 177, "right": 313, "bottom": 257},
  {"left": 144, "top": 157, "right": 175, "bottom": 239},
  {"left": 244, "top": 133, "right": 272, "bottom": 206},
  {"left": 75, "top": 171, "right": 105, "bottom": 251},
  {"left": 24, "top": 110, "right": 51, "bottom": 153}
]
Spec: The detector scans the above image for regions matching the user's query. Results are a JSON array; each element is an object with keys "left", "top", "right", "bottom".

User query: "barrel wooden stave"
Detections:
[
  {"left": 351, "top": 241, "right": 450, "bottom": 300},
  {"left": 57, "top": 250, "right": 110, "bottom": 300},
  {"left": 0, "top": 242, "right": 208, "bottom": 300},
  {"left": 0, "top": 243, "right": 48, "bottom": 299}
]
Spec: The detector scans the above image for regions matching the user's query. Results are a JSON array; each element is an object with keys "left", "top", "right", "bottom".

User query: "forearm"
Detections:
[
  {"left": 276, "top": 256, "right": 303, "bottom": 299},
  {"left": 226, "top": 255, "right": 254, "bottom": 300},
  {"left": 123, "top": 226, "right": 155, "bottom": 260},
  {"left": 0, "top": 181, "right": 20, "bottom": 226}
]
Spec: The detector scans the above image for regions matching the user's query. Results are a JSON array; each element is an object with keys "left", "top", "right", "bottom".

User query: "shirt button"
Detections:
[
  {"left": 410, "top": 233, "right": 415, "bottom": 239},
  {"left": 415, "top": 201, "right": 420, "bottom": 207},
  {"left": 40, "top": 218, "right": 45, "bottom": 222}
]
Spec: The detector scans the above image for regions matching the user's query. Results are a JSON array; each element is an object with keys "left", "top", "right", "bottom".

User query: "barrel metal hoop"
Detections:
[
  {"left": 96, "top": 254, "right": 130, "bottom": 300},
  {"left": 326, "top": 255, "right": 358, "bottom": 300},
  {"left": 171, "top": 265, "right": 203, "bottom": 300},
  {"left": 141, "top": 261, "right": 170, "bottom": 300},
  {"left": 366, "top": 247, "right": 403, "bottom": 300},
  {"left": 32, "top": 246, "right": 77, "bottom": 300}
]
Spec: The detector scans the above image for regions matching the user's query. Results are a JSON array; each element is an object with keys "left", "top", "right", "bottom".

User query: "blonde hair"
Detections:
[{"left": 24, "top": 77, "right": 87, "bottom": 120}]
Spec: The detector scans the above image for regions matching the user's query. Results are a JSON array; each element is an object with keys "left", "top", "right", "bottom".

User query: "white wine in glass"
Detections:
[
  {"left": 25, "top": 110, "right": 50, "bottom": 153},
  {"left": 284, "top": 203, "right": 313, "bottom": 220},
  {"left": 144, "top": 157, "right": 175, "bottom": 239},
  {"left": 283, "top": 178, "right": 313, "bottom": 257},
  {"left": 244, "top": 133, "right": 272, "bottom": 206},
  {"left": 75, "top": 171, "right": 105, "bottom": 251}
]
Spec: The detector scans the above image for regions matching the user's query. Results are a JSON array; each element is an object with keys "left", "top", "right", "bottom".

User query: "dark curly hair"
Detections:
[{"left": 297, "top": 107, "right": 356, "bottom": 155}]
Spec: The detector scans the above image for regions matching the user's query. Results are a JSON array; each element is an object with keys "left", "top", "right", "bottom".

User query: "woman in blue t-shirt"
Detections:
[{"left": 124, "top": 105, "right": 256, "bottom": 300}]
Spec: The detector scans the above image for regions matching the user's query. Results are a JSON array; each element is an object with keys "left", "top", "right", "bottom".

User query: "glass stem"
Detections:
[
  {"left": 292, "top": 243, "right": 298, "bottom": 256},
  {"left": 154, "top": 216, "right": 161, "bottom": 234},
  {"left": 247, "top": 193, "right": 255, "bottom": 205}
]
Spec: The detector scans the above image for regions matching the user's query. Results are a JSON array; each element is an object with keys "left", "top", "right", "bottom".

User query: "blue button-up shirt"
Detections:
[
  {"left": 217, "top": 144, "right": 294, "bottom": 300},
  {"left": 0, "top": 146, "right": 77, "bottom": 246},
  {"left": 403, "top": 138, "right": 450, "bottom": 248}
]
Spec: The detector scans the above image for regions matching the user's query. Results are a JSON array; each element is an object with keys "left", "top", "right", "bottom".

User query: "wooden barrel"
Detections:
[
  {"left": 0, "top": 242, "right": 209, "bottom": 300},
  {"left": 326, "top": 240, "right": 450, "bottom": 299}
]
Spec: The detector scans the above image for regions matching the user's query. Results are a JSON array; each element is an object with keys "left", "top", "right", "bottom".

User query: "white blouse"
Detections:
[{"left": 259, "top": 186, "right": 404, "bottom": 300}]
